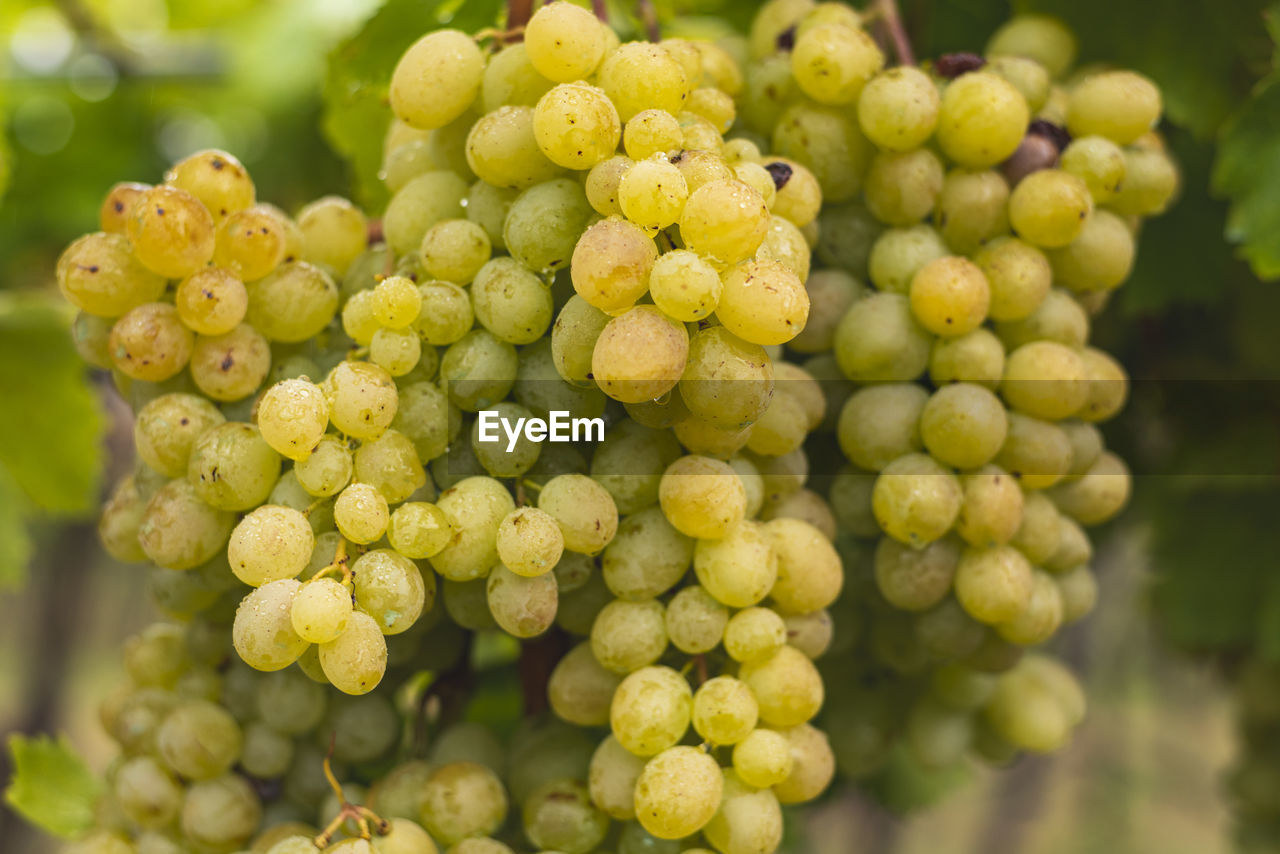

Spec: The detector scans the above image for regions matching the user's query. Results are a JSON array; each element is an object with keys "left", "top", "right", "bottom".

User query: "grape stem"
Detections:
[
  {"left": 638, "top": 0, "right": 660, "bottom": 41},
  {"left": 507, "top": 0, "right": 534, "bottom": 32},
  {"left": 309, "top": 539, "right": 353, "bottom": 587},
  {"left": 874, "top": 0, "right": 915, "bottom": 66},
  {"left": 592, "top": 0, "right": 608, "bottom": 23},
  {"left": 315, "top": 740, "right": 390, "bottom": 847}
]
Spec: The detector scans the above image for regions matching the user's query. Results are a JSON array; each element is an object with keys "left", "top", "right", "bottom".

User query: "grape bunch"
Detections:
[{"left": 51, "top": 3, "right": 1174, "bottom": 854}]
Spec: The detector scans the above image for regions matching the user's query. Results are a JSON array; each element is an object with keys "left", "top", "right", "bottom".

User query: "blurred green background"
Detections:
[{"left": 1, "top": 0, "right": 1278, "bottom": 852}]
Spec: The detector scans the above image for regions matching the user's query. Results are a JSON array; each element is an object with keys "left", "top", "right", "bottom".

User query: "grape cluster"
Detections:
[{"left": 54, "top": 4, "right": 1173, "bottom": 854}]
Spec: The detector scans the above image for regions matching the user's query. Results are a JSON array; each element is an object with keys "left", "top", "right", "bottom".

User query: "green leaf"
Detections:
[
  {"left": 4, "top": 733, "right": 103, "bottom": 839},
  {"left": 1213, "top": 71, "right": 1280, "bottom": 280},
  {"left": 0, "top": 295, "right": 103, "bottom": 514},
  {"left": 322, "top": 0, "right": 503, "bottom": 212},
  {"left": 0, "top": 467, "right": 33, "bottom": 590},
  {"left": 1019, "top": 0, "right": 1272, "bottom": 138}
]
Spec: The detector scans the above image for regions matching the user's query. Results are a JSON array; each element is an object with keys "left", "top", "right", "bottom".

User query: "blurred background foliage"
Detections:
[{"left": 1, "top": 0, "right": 1279, "bottom": 852}]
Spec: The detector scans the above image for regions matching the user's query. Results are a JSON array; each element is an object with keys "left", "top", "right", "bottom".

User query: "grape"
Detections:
[
  {"left": 935, "top": 71, "right": 1029, "bottom": 168},
  {"left": 354, "top": 429, "right": 426, "bottom": 502},
  {"left": 680, "top": 326, "right": 774, "bottom": 430},
  {"left": 909, "top": 256, "right": 991, "bottom": 337},
  {"left": 538, "top": 474, "right": 619, "bottom": 556},
  {"left": 1066, "top": 70, "right": 1161, "bottom": 144},
  {"left": 189, "top": 323, "right": 271, "bottom": 401},
  {"left": 954, "top": 545, "right": 1034, "bottom": 624},
  {"left": 955, "top": 465, "right": 1025, "bottom": 547},
  {"left": 420, "top": 762, "right": 508, "bottom": 845},
  {"left": 390, "top": 30, "right": 483, "bottom": 130},
  {"left": 664, "top": 585, "right": 730, "bottom": 655},
  {"left": 868, "top": 225, "right": 949, "bottom": 294},
  {"left": 133, "top": 394, "right": 225, "bottom": 478},
  {"left": 935, "top": 168, "right": 1010, "bottom": 253},
  {"left": 138, "top": 479, "right": 233, "bottom": 570},
  {"left": 1008, "top": 169, "right": 1093, "bottom": 248},
  {"left": 658, "top": 455, "right": 748, "bottom": 539},
  {"left": 610, "top": 665, "right": 692, "bottom": 757},
  {"left": 127, "top": 185, "right": 216, "bottom": 278},
  {"left": 352, "top": 549, "right": 429, "bottom": 635},
  {"left": 717, "top": 259, "right": 810, "bottom": 346},
  {"left": 384, "top": 171, "right": 469, "bottom": 256},
  {"left": 701, "top": 770, "right": 783, "bottom": 854},
  {"left": 929, "top": 328, "right": 1006, "bottom": 388},
  {"left": 534, "top": 83, "right": 621, "bottom": 171},
  {"left": 228, "top": 505, "right": 314, "bottom": 586},
  {"left": 470, "top": 257, "right": 553, "bottom": 346},
  {"left": 996, "top": 569, "right": 1064, "bottom": 645},
  {"left": 1046, "top": 451, "right": 1131, "bottom": 525},
  {"left": 431, "top": 476, "right": 514, "bottom": 581},
  {"left": 591, "top": 598, "right": 668, "bottom": 673},
  {"left": 634, "top": 746, "right": 723, "bottom": 840},
  {"left": 99, "top": 181, "right": 150, "bottom": 233},
  {"left": 522, "top": 779, "right": 609, "bottom": 854},
  {"left": 325, "top": 360, "right": 399, "bottom": 440},
  {"left": 486, "top": 564, "right": 557, "bottom": 637},
  {"left": 414, "top": 279, "right": 475, "bottom": 346},
  {"left": 772, "top": 723, "right": 836, "bottom": 803},
  {"left": 1046, "top": 208, "right": 1135, "bottom": 292},
  {"left": 986, "top": 14, "right": 1077, "bottom": 78},
  {"left": 733, "top": 729, "right": 793, "bottom": 789},
  {"left": 624, "top": 109, "right": 682, "bottom": 160},
  {"left": 1108, "top": 145, "right": 1178, "bottom": 215},
  {"left": 864, "top": 148, "right": 945, "bottom": 227},
  {"left": 333, "top": 482, "right": 389, "bottom": 545},
  {"left": 995, "top": 287, "right": 1088, "bottom": 350},
  {"left": 570, "top": 218, "right": 659, "bottom": 314},
  {"left": 549, "top": 642, "right": 623, "bottom": 727},
  {"left": 858, "top": 66, "right": 940, "bottom": 151},
  {"left": 212, "top": 205, "right": 287, "bottom": 282},
  {"left": 872, "top": 453, "right": 963, "bottom": 548},
  {"left": 319, "top": 610, "right": 388, "bottom": 695},
  {"left": 114, "top": 756, "right": 182, "bottom": 828},
  {"left": 598, "top": 508, "right": 689, "bottom": 600},
  {"left": 256, "top": 378, "right": 328, "bottom": 461},
  {"left": 1059, "top": 135, "right": 1126, "bottom": 202},
  {"left": 619, "top": 156, "right": 689, "bottom": 233},
  {"left": 835, "top": 292, "right": 932, "bottom": 382},
  {"left": 109, "top": 303, "right": 194, "bottom": 382},
  {"left": 524, "top": 1, "right": 606, "bottom": 82},
  {"left": 180, "top": 775, "right": 261, "bottom": 852},
  {"left": 1001, "top": 340, "right": 1089, "bottom": 420},
  {"left": 597, "top": 42, "right": 689, "bottom": 122},
  {"left": 679, "top": 179, "right": 770, "bottom": 269},
  {"left": 919, "top": 382, "right": 1008, "bottom": 469},
  {"left": 156, "top": 700, "right": 242, "bottom": 780}
]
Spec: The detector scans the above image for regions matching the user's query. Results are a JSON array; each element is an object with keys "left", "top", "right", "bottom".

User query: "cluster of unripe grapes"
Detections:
[{"left": 53, "top": 2, "right": 1173, "bottom": 853}]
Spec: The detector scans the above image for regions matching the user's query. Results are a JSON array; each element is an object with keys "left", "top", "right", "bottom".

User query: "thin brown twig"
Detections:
[
  {"left": 507, "top": 0, "right": 534, "bottom": 33},
  {"left": 638, "top": 0, "right": 660, "bottom": 42},
  {"left": 875, "top": 0, "right": 915, "bottom": 66},
  {"left": 592, "top": 0, "right": 608, "bottom": 23}
]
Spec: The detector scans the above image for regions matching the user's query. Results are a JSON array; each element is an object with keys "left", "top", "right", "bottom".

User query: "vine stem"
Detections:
[
  {"left": 508, "top": 0, "right": 534, "bottom": 32},
  {"left": 638, "top": 0, "right": 660, "bottom": 42},
  {"left": 875, "top": 0, "right": 915, "bottom": 66},
  {"left": 592, "top": 0, "right": 608, "bottom": 23}
]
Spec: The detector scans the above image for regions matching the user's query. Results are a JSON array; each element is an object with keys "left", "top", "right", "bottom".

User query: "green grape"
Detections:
[
  {"left": 693, "top": 520, "right": 777, "bottom": 608},
  {"left": 520, "top": 779, "right": 610, "bottom": 854},
  {"left": 109, "top": 303, "right": 194, "bottom": 382},
  {"left": 734, "top": 161, "right": 779, "bottom": 211},
  {"left": 538, "top": 473, "right": 619, "bottom": 555},
  {"left": 467, "top": 106, "right": 566, "bottom": 190},
  {"left": 919, "top": 382, "right": 1008, "bottom": 469},
  {"left": 368, "top": 762, "right": 434, "bottom": 823},
  {"left": 486, "top": 563, "right": 557, "bottom": 637},
  {"left": 240, "top": 719, "right": 294, "bottom": 778},
  {"left": 187, "top": 421, "right": 281, "bottom": 511},
  {"left": 956, "top": 465, "right": 1025, "bottom": 547},
  {"left": 390, "top": 29, "right": 484, "bottom": 130},
  {"left": 680, "top": 326, "right": 773, "bottom": 430},
  {"left": 1046, "top": 208, "right": 1135, "bottom": 292},
  {"left": 549, "top": 297, "right": 609, "bottom": 389},
  {"left": 444, "top": 577, "right": 498, "bottom": 630},
  {"left": 587, "top": 734, "right": 647, "bottom": 823},
  {"left": 420, "top": 762, "right": 508, "bottom": 845},
  {"left": 1046, "top": 450, "right": 1130, "bottom": 525},
  {"left": 513, "top": 337, "right": 608, "bottom": 419},
  {"left": 868, "top": 224, "right": 950, "bottom": 294},
  {"left": 624, "top": 109, "right": 683, "bottom": 160},
  {"left": 973, "top": 236, "right": 1052, "bottom": 321},
  {"left": 596, "top": 41, "right": 690, "bottom": 122},
  {"left": 256, "top": 378, "right": 328, "bottom": 461},
  {"left": 233, "top": 578, "right": 309, "bottom": 671},
  {"left": 294, "top": 435, "right": 353, "bottom": 497},
  {"left": 679, "top": 179, "right": 770, "bottom": 268},
  {"left": 333, "top": 482, "right": 389, "bottom": 544},
  {"left": 534, "top": 82, "right": 621, "bottom": 170},
  {"left": 597, "top": 507, "right": 689, "bottom": 600},
  {"left": 353, "top": 428, "right": 426, "bottom": 502},
  {"left": 296, "top": 196, "right": 367, "bottom": 275},
  {"left": 828, "top": 466, "right": 884, "bottom": 539},
  {"left": 571, "top": 218, "right": 660, "bottom": 314},
  {"left": 743, "top": 390, "right": 808, "bottom": 457},
  {"left": 739, "top": 645, "right": 823, "bottom": 728},
  {"left": 584, "top": 154, "right": 633, "bottom": 217},
  {"left": 384, "top": 171, "right": 469, "bottom": 255},
  {"left": 723, "top": 608, "right": 786, "bottom": 664},
  {"left": 134, "top": 393, "right": 225, "bottom": 478},
  {"left": 504, "top": 178, "right": 593, "bottom": 273},
  {"left": 871, "top": 453, "right": 963, "bottom": 548},
  {"left": 99, "top": 180, "right": 150, "bottom": 234},
  {"left": 661, "top": 585, "right": 727, "bottom": 655},
  {"left": 290, "top": 577, "right": 352, "bottom": 644},
  {"left": 591, "top": 597, "right": 668, "bottom": 673},
  {"left": 524, "top": 0, "right": 606, "bottom": 82},
  {"left": 935, "top": 71, "right": 1029, "bottom": 168},
  {"left": 1001, "top": 340, "right": 1089, "bottom": 421},
  {"left": 180, "top": 774, "right": 261, "bottom": 853},
  {"left": 463, "top": 182, "right": 518, "bottom": 254},
  {"left": 99, "top": 476, "right": 148, "bottom": 563},
  {"left": 782, "top": 608, "right": 834, "bottom": 659},
  {"left": 954, "top": 545, "right": 1034, "bottom": 624},
  {"left": 244, "top": 261, "right": 341, "bottom": 344},
  {"left": 1059, "top": 135, "right": 1125, "bottom": 202},
  {"left": 72, "top": 310, "right": 113, "bottom": 368},
  {"left": 371, "top": 276, "right": 422, "bottom": 329},
  {"left": 482, "top": 43, "right": 555, "bottom": 112},
  {"left": 1008, "top": 169, "right": 1092, "bottom": 248},
  {"left": 610, "top": 665, "right": 692, "bottom": 756},
  {"left": 1056, "top": 564, "right": 1097, "bottom": 623},
  {"left": 1108, "top": 145, "right": 1177, "bottom": 215},
  {"left": 370, "top": 327, "right": 422, "bottom": 376},
  {"left": 982, "top": 660, "right": 1075, "bottom": 753},
  {"left": 549, "top": 642, "right": 623, "bottom": 727},
  {"left": 127, "top": 184, "right": 215, "bottom": 278},
  {"left": 857, "top": 66, "right": 940, "bottom": 152},
  {"left": 325, "top": 360, "right": 399, "bottom": 440},
  {"left": 733, "top": 728, "right": 793, "bottom": 789},
  {"left": 164, "top": 148, "right": 254, "bottom": 223},
  {"left": 630, "top": 746, "right": 722, "bottom": 841},
  {"left": 1076, "top": 346, "right": 1128, "bottom": 422},
  {"left": 387, "top": 501, "right": 452, "bottom": 559},
  {"left": 122, "top": 623, "right": 186, "bottom": 688},
  {"left": 371, "top": 819, "right": 437, "bottom": 854},
  {"left": 766, "top": 517, "right": 842, "bottom": 614},
  {"left": 834, "top": 292, "right": 932, "bottom": 382},
  {"left": 174, "top": 267, "right": 247, "bottom": 336},
  {"left": 414, "top": 279, "right": 474, "bottom": 346},
  {"left": 156, "top": 700, "right": 242, "bottom": 779},
  {"left": 228, "top": 505, "right": 314, "bottom": 586},
  {"left": 703, "top": 770, "right": 783, "bottom": 854},
  {"left": 875, "top": 535, "right": 961, "bottom": 612},
  {"left": 996, "top": 568, "right": 1063, "bottom": 645},
  {"left": 772, "top": 723, "right": 836, "bottom": 803},
  {"left": 657, "top": 455, "right": 746, "bottom": 541},
  {"left": 1066, "top": 70, "right": 1161, "bottom": 144},
  {"left": 394, "top": 379, "right": 458, "bottom": 464},
  {"left": 994, "top": 412, "right": 1073, "bottom": 490},
  {"left": 138, "top": 479, "right": 233, "bottom": 570},
  {"left": 431, "top": 476, "right": 514, "bottom": 582},
  {"left": 836, "top": 383, "right": 927, "bottom": 471},
  {"left": 553, "top": 550, "right": 594, "bottom": 593},
  {"left": 470, "top": 257, "right": 554, "bottom": 345},
  {"left": 619, "top": 156, "right": 689, "bottom": 233},
  {"left": 930, "top": 328, "right": 1005, "bottom": 389},
  {"left": 319, "top": 610, "right": 388, "bottom": 695},
  {"left": 935, "top": 168, "right": 1010, "bottom": 253},
  {"left": 987, "top": 55, "right": 1051, "bottom": 112},
  {"left": 985, "top": 14, "right": 1077, "bottom": 78},
  {"left": 495, "top": 507, "right": 563, "bottom": 577},
  {"left": 421, "top": 219, "right": 491, "bottom": 285},
  {"left": 996, "top": 286, "right": 1088, "bottom": 350},
  {"left": 767, "top": 158, "right": 824, "bottom": 230},
  {"left": 863, "top": 148, "right": 945, "bottom": 227},
  {"left": 213, "top": 205, "right": 287, "bottom": 281},
  {"left": 342, "top": 289, "right": 380, "bottom": 346},
  {"left": 353, "top": 548, "right": 429, "bottom": 635},
  {"left": 909, "top": 256, "right": 991, "bottom": 337},
  {"left": 716, "top": 259, "right": 809, "bottom": 346}
]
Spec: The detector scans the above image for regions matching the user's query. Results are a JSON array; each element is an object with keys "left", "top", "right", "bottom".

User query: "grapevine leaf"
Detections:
[
  {"left": 0, "top": 295, "right": 103, "bottom": 514},
  {"left": 4, "top": 734, "right": 103, "bottom": 839},
  {"left": 1213, "top": 71, "right": 1280, "bottom": 280},
  {"left": 1018, "top": 0, "right": 1272, "bottom": 138},
  {"left": 321, "top": 0, "right": 503, "bottom": 212},
  {"left": 0, "top": 467, "right": 33, "bottom": 590}
]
